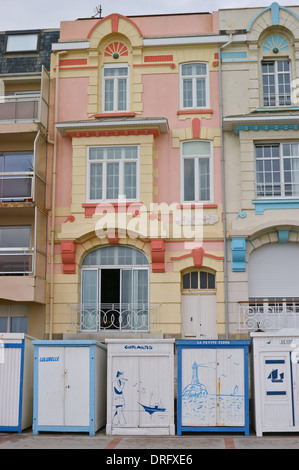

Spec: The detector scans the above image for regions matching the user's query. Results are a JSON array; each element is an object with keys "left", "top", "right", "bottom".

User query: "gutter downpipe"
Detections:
[
  {"left": 219, "top": 34, "right": 233, "bottom": 340},
  {"left": 49, "top": 50, "right": 67, "bottom": 340}
]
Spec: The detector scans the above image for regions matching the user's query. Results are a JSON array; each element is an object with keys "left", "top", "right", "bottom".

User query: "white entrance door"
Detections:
[
  {"left": 37, "top": 347, "right": 90, "bottom": 427},
  {"left": 181, "top": 293, "right": 217, "bottom": 339}
]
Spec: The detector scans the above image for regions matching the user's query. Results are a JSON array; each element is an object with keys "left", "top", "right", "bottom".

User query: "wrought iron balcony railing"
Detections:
[
  {"left": 69, "top": 303, "right": 160, "bottom": 333},
  {"left": 239, "top": 300, "right": 299, "bottom": 331}
]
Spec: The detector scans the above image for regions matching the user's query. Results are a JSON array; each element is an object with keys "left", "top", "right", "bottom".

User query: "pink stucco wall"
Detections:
[{"left": 59, "top": 12, "right": 219, "bottom": 42}]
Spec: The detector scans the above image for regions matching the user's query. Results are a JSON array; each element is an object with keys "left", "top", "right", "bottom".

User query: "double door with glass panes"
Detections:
[{"left": 81, "top": 267, "right": 149, "bottom": 331}]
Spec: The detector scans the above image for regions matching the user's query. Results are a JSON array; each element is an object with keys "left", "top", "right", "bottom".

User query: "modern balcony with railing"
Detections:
[
  {"left": 0, "top": 66, "right": 49, "bottom": 129},
  {"left": 69, "top": 303, "right": 160, "bottom": 334},
  {"left": 239, "top": 300, "right": 299, "bottom": 332}
]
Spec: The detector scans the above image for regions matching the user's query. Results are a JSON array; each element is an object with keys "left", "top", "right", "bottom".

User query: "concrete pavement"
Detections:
[{"left": 1, "top": 427, "right": 299, "bottom": 449}]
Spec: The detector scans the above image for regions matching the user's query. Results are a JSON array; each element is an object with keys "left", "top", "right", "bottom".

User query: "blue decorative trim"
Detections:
[
  {"left": 0, "top": 342, "right": 24, "bottom": 433},
  {"left": 234, "top": 123, "right": 299, "bottom": 134},
  {"left": 221, "top": 52, "right": 247, "bottom": 59},
  {"left": 278, "top": 229, "right": 290, "bottom": 243},
  {"left": 253, "top": 199, "right": 299, "bottom": 214},
  {"left": 231, "top": 238, "right": 246, "bottom": 272},
  {"left": 247, "top": 2, "right": 299, "bottom": 32},
  {"left": 263, "top": 34, "right": 289, "bottom": 52}
]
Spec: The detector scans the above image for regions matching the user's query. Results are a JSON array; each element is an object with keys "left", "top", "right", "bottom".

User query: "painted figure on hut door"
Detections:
[{"left": 113, "top": 370, "right": 127, "bottom": 426}]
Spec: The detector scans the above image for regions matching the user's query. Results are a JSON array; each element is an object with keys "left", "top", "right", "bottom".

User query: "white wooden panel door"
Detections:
[
  {"left": 182, "top": 294, "right": 217, "bottom": 339},
  {"left": 181, "top": 348, "right": 217, "bottom": 427},
  {"left": 0, "top": 347, "right": 21, "bottom": 427},
  {"left": 216, "top": 348, "right": 245, "bottom": 427},
  {"left": 64, "top": 347, "right": 90, "bottom": 427},
  {"left": 139, "top": 356, "right": 171, "bottom": 428},
  {"left": 259, "top": 352, "right": 293, "bottom": 431},
  {"left": 37, "top": 347, "right": 65, "bottom": 426},
  {"left": 111, "top": 356, "right": 139, "bottom": 429}
]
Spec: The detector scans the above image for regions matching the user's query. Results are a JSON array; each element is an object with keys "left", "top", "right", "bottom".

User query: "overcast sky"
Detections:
[{"left": 0, "top": 0, "right": 296, "bottom": 31}]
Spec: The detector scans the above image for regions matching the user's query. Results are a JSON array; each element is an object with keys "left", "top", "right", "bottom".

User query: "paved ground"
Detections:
[{"left": 1, "top": 427, "right": 299, "bottom": 450}]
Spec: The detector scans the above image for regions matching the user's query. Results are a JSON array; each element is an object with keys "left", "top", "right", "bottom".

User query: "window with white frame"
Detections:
[
  {"left": 102, "top": 64, "right": 129, "bottom": 112},
  {"left": 181, "top": 140, "right": 212, "bottom": 203},
  {"left": 180, "top": 63, "right": 209, "bottom": 109},
  {"left": 262, "top": 60, "right": 291, "bottom": 107},
  {"left": 88, "top": 145, "right": 139, "bottom": 201},
  {"left": 255, "top": 142, "right": 299, "bottom": 197}
]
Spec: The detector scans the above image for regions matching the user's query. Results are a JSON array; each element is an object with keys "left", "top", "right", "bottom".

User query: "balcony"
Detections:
[
  {"left": 69, "top": 303, "right": 160, "bottom": 333},
  {"left": 239, "top": 300, "right": 299, "bottom": 332},
  {"left": 0, "top": 248, "right": 33, "bottom": 274},
  {"left": 0, "top": 93, "right": 40, "bottom": 122},
  {"left": 0, "top": 172, "right": 33, "bottom": 200},
  {"left": 0, "top": 66, "right": 49, "bottom": 131}
]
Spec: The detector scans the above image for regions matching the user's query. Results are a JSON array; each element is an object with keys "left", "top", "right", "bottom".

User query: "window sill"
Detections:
[
  {"left": 177, "top": 109, "right": 213, "bottom": 115},
  {"left": 93, "top": 112, "right": 136, "bottom": 118},
  {"left": 82, "top": 202, "right": 142, "bottom": 218},
  {"left": 253, "top": 199, "right": 299, "bottom": 214}
]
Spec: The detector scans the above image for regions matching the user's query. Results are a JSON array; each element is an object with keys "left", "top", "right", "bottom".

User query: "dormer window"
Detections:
[{"left": 6, "top": 33, "right": 39, "bottom": 53}]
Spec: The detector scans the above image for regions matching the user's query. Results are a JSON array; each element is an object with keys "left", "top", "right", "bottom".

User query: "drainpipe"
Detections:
[
  {"left": 219, "top": 33, "right": 233, "bottom": 340},
  {"left": 49, "top": 50, "right": 67, "bottom": 340}
]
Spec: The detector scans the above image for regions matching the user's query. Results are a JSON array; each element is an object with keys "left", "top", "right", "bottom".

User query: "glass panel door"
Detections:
[{"left": 81, "top": 269, "right": 98, "bottom": 330}]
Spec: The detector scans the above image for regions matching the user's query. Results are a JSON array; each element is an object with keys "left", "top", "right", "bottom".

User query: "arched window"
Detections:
[
  {"left": 81, "top": 246, "right": 149, "bottom": 332},
  {"left": 182, "top": 270, "right": 216, "bottom": 290}
]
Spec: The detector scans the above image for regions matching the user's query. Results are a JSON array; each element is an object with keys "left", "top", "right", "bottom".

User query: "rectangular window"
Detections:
[
  {"left": 88, "top": 146, "right": 138, "bottom": 201},
  {"left": 180, "top": 63, "right": 208, "bottom": 109},
  {"left": 103, "top": 65, "right": 129, "bottom": 112},
  {"left": 0, "top": 152, "right": 34, "bottom": 200},
  {"left": 0, "top": 305, "right": 28, "bottom": 333},
  {"left": 0, "top": 226, "right": 32, "bottom": 274},
  {"left": 262, "top": 60, "right": 291, "bottom": 107},
  {"left": 6, "top": 34, "right": 39, "bottom": 52},
  {"left": 181, "top": 141, "right": 212, "bottom": 202},
  {"left": 255, "top": 142, "right": 299, "bottom": 197}
]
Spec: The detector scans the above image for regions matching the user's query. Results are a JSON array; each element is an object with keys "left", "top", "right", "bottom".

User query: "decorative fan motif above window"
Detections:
[
  {"left": 104, "top": 42, "right": 128, "bottom": 58},
  {"left": 263, "top": 35, "right": 289, "bottom": 54}
]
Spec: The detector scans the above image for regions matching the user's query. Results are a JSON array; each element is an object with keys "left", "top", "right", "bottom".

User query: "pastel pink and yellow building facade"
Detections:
[{"left": 47, "top": 12, "right": 225, "bottom": 339}]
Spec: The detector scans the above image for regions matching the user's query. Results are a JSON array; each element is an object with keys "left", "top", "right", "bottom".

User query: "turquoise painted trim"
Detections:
[
  {"left": 234, "top": 124, "right": 299, "bottom": 134},
  {"left": 278, "top": 229, "right": 290, "bottom": 243},
  {"left": 221, "top": 52, "right": 247, "bottom": 59},
  {"left": 263, "top": 34, "right": 289, "bottom": 52},
  {"left": 253, "top": 199, "right": 299, "bottom": 214},
  {"left": 0, "top": 342, "right": 24, "bottom": 433},
  {"left": 280, "top": 5, "right": 299, "bottom": 23},
  {"left": 271, "top": 2, "right": 280, "bottom": 25},
  {"left": 221, "top": 59, "right": 258, "bottom": 63},
  {"left": 256, "top": 107, "right": 299, "bottom": 111},
  {"left": 231, "top": 238, "right": 246, "bottom": 272},
  {"left": 247, "top": 2, "right": 299, "bottom": 32},
  {"left": 247, "top": 5, "right": 271, "bottom": 32}
]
